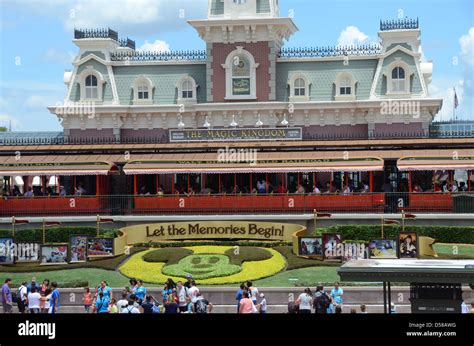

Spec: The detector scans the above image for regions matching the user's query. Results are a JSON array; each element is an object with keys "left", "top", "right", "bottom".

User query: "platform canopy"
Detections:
[
  {"left": 338, "top": 259, "right": 474, "bottom": 284},
  {"left": 397, "top": 151, "right": 474, "bottom": 172},
  {"left": 123, "top": 152, "right": 384, "bottom": 175},
  {"left": 0, "top": 155, "right": 118, "bottom": 176}
]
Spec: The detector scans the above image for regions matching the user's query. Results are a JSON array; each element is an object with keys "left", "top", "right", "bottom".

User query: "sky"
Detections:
[{"left": 0, "top": 0, "right": 472, "bottom": 131}]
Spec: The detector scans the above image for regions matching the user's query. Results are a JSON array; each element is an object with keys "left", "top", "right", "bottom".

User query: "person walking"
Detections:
[
  {"left": 17, "top": 281, "right": 28, "bottom": 314},
  {"left": 50, "top": 282, "right": 60, "bottom": 314},
  {"left": 83, "top": 287, "right": 93, "bottom": 313},
  {"left": 235, "top": 283, "right": 245, "bottom": 313},
  {"left": 2, "top": 279, "right": 13, "bottom": 314},
  {"left": 296, "top": 288, "right": 313, "bottom": 314},
  {"left": 313, "top": 284, "right": 330, "bottom": 314}
]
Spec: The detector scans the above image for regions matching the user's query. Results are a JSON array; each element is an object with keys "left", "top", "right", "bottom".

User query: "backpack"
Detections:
[
  {"left": 288, "top": 301, "right": 299, "bottom": 314},
  {"left": 195, "top": 299, "right": 207, "bottom": 314},
  {"left": 315, "top": 292, "right": 330, "bottom": 311},
  {"left": 11, "top": 289, "right": 18, "bottom": 304}
]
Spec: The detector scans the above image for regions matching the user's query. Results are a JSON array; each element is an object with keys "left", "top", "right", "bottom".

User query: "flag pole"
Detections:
[
  {"left": 313, "top": 209, "right": 317, "bottom": 234},
  {"left": 402, "top": 210, "right": 405, "bottom": 232},
  {"left": 42, "top": 219, "right": 46, "bottom": 244},
  {"left": 12, "top": 216, "right": 15, "bottom": 238},
  {"left": 97, "top": 214, "right": 100, "bottom": 237},
  {"left": 381, "top": 216, "right": 384, "bottom": 239}
]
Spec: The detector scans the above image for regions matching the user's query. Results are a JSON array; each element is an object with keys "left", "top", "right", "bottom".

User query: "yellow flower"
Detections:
[{"left": 118, "top": 246, "right": 286, "bottom": 285}]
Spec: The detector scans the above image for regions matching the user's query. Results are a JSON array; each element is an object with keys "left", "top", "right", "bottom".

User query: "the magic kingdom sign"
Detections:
[{"left": 169, "top": 127, "right": 302, "bottom": 142}]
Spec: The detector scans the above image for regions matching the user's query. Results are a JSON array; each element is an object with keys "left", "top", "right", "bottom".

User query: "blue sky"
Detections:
[{"left": 0, "top": 0, "right": 472, "bottom": 131}]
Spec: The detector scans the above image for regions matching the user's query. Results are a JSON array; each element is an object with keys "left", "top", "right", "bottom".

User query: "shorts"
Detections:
[
  {"left": 2, "top": 302, "right": 12, "bottom": 313},
  {"left": 29, "top": 308, "right": 40, "bottom": 314},
  {"left": 178, "top": 306, "right": 188, "bottom": 313},
  {"left": 84, "top": 304, "right": 91, "bottom": 313}
]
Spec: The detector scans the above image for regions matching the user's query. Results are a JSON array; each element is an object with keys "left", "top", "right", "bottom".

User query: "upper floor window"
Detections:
[
  {"left": 391, "top": 66, "right": 406, "bottom": 92},
  {"left": 384, "top": 60, "right": 412, "bottom": 95},
  {"left": 182, "top": 80, "right": 194, "bottom": 99},
  {"left": 85, "top": 75, "right": 98, "bottom": 99},
  {"left": 233, "top": 0, "right": 247, "bottom": 4},
  {"left": 132, "top": 76, "right": 154, "bottom": 105},
  {"left": 78, "top": 68, "right": 104, "bottom": 102},
  {"left": 288, "top": 73, "right": 310, "bottom": 102},
  {"left": 335, "top": 72, "right": 356, "bottom": 101},
  {"left": 177, "top": 75, "right": 198, "bottom": 103},
  {"left": 294, "top": 78, "right": 306, "bottom": 96},
  {"left": 222, "top": 47, "right": 259, "bottom": 100}
]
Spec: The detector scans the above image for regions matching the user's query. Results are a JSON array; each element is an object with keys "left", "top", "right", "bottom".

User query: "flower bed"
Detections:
[{"left": 119, "top": 246, "right": 286, "bottom": 285}]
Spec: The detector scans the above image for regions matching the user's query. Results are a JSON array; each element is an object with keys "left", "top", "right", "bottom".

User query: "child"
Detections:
[
  {"left": 258, "top": 293, "right": 267, "bottom": 314},
  {"left": 109, "top": 298, "right": 119, "bottom": 313},
  {"left": 82, "top": 287, "right": 93, "bottom": 313}
]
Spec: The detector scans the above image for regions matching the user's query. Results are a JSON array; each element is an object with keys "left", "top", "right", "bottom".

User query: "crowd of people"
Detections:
[
  {"left": 235, "top": 281, "right": 266, "bottom": 313},
  {"left": 290, "top": 282, "right": 345, "bottom": 314},
  {"left": 1, "top": 277, "right": 60, "bottom": 314},
  {"left": 2, "top": 182, "right": 88, "bottom": 198}
]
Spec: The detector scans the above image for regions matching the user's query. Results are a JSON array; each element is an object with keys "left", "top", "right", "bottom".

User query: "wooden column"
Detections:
[
  {"left": 266, "top": 173, "right": 268, "bottom": 194},
  {"left": 96, "top": 175, "right": 100, "bottom": 196},
  {"left": 133, "top": 175, "right": 137, "bottom": 195},
  {"left": 250, "top": 174, "right": 252, "bottom": 193},
  {"left": 234, "top": 174, "right": 237, "bottom": 194}
]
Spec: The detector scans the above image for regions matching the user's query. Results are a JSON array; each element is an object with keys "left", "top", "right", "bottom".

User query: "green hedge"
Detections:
[
  {"left": 143, "top": 248, "right": 193, "bottom": 264},
  {"left": 313, "top": 225, "right": 474, "bottom": 244},
  {"left": 0, "top": 227, "right": 118, "bottom": 243}
]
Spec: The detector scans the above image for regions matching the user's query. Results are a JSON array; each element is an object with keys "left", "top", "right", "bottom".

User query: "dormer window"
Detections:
[
  {"left": 132, "top": 76, "right": 154, "bottom": 105},
  {"left": 177, "top": 75, "right": 198, "bottom": 103},
  {"left": 391, "top": 66, "right": 406, "bottom": 92},
  {"left": 288, "top": 73, "right": 310, "bottom": 102},
  {"left": 78, "top": 68, "right": 105, "bottom": 102},
  {"left": 384, "top": 60, "right": 412, "bottom": 95},
  {"left": 85, "top": 75, "right": 98, "bottom": 99},
  {"left": 335, "top": 72, "right": 356, "bottom": 101}
]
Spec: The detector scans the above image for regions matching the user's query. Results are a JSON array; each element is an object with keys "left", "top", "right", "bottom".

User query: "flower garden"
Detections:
[{"left": 119, "top": 246, "right": 287, "bottom": 285}]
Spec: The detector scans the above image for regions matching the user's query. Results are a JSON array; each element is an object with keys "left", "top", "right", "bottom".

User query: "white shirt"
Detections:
[
  {"left": 44, "top": 293, "right": 52, "bottom": 309},
  {"left": 18, "top": 285, "right": 27, "bottom": 302},
  {"left": 27, "top": 292, "right": 41, "bottom": 309},
  {"left": 313, "top": 187, "right": 321, "bottom": 194},
  {"left": 260, "top": 298, "right": 267, "bottom": 312},
  {"left": 298, "top": 293, "right": 312, "bottom": 310},
  {"left": 177, "top": 286, "right": 188, "bottom": 307},
  {"left": 121, "top": 306, "right": 140, "bottom": 314},
  {"left": 249, "top": 287, "right": 259, "bottom": 302},
  {"left": 188, "top": 286, "right": 200, "bottom": 303},
  {"left": 117, "top": 299, "right": 128, "bottom": 311}
]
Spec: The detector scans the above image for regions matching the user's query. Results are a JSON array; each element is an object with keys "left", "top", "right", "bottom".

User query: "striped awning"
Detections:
[
  {"left": 123, "top": 154, "right": 384, "bottom": 175},
  {"left": 397, "top": 156, "right": 474, "bottom": 172},
  {"left": 0, "top": 159, "right": 117, "bottom": 176}
]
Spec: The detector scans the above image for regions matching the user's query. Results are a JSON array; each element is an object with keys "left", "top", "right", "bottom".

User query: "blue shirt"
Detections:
[
  {"left": 98, "top": 286, "right": 112, "bottom": 299},
  {"left": 331, "top": 287, "right": 343, "bottom": 305},
  {"left": 1, "top": 284, "right": 11, "bottom": 304},
  {"left": 96, "top": 296, "right": 110, "bottom": 313},
  {"left": 135, "top": 286, "right": 147, "bottom": 301},
  {"left": 162, "top": 288, "right": 172, "bottom": 302},
  {"left": 235, "top": 289, "right": 243, "bottom": 302},
  {"left": 50, "top": 288, "right": 60, "bottom": 310}
]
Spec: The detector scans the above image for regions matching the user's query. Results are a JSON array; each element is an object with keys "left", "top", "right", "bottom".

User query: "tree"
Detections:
[{"left": 0, "top": 127, "right": 7, "bottom": 132}]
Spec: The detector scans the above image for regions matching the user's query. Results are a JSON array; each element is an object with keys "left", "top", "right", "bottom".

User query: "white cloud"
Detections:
[
  {"left": 43, "top": 48, "right": 75, "bottom": 64},
  {"left": 429, "top": 79, "right": 464, "bottom": 121},
  {"left": 0, "top": 114, "right": 23, "bottom": 130},
  {"left": 137, "top": 39, "right": 170, "bottom": 52},
  {"left": 25, "top": 95, "right": 49, "bottom": 108},
  {"left": 336, "top": 26, "right": 378, "bottom": 47},
  {"left": 458, "top": 27, "right": 473, "bottom": 119}
]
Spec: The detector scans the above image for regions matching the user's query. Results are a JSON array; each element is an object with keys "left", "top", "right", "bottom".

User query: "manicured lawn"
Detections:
[
  {"left": 0, "top": 268, "right": 131, "bottom": 288},
  {"left": 254, "top": 266, "right": 340, "bottom": 287},
  {"left": 434, "top": 243, "right": 474, "bottom": 258}
]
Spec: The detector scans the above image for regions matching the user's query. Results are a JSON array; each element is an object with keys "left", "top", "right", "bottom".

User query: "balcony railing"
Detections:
[
  {"left": 0, "top": 193, "right": 473, "bottom": 217},
  {"left": 278, "top": 45, "right": 382, "bottom": 58},
  {"left": 74, "top": 28, "right": 136, "bottom": 50},
  {"left": 380, "top": 18, "right": 419, "bottom": 31},
  {"left": 110, "top": 50, "right": 207, "bottom": 62}
]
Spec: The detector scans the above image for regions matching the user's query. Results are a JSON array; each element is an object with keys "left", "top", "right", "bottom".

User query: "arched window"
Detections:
[
  {"left": 294, "top": 78, "right": 306, "bottom": 96},
  {"left": 334, "top": 72, "right": 357, "bottom": 100},
  {"left": 288, "top": 73, "right": 310, "bottom": 102},
  {"left": 85, "top": 75, "right": 98, "bottom": 99},
  {"left": 232, "top": 55, "right": 251, "bottom": 96},
  {"left": 132, "top": 76, "right": 154, "bottom": 105},
  {"left": 391, "top": 66, "right": 406, "bottom": 93},
  {"left": 176, "top": 75, "right": 198, "bottom": 103},
  {"left": 182, "top": 80, "right": 194, "bottom": 99},
  {"left": 222, "top": 47, "right": 259, "bottom": 100}
]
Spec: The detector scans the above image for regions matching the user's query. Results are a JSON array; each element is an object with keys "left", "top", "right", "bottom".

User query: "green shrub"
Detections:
[
  {"left": 313, "top": 225, "right": 474, "bottom": 244},
  {"left": 224, "top": 247, "right": 272, "bottom": 265},
  {"left": 0, "top": 227, "right": 118, "bottom": 243},
  {"left": 143, "top": 248, "right": 192, "bottom": 264}
]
